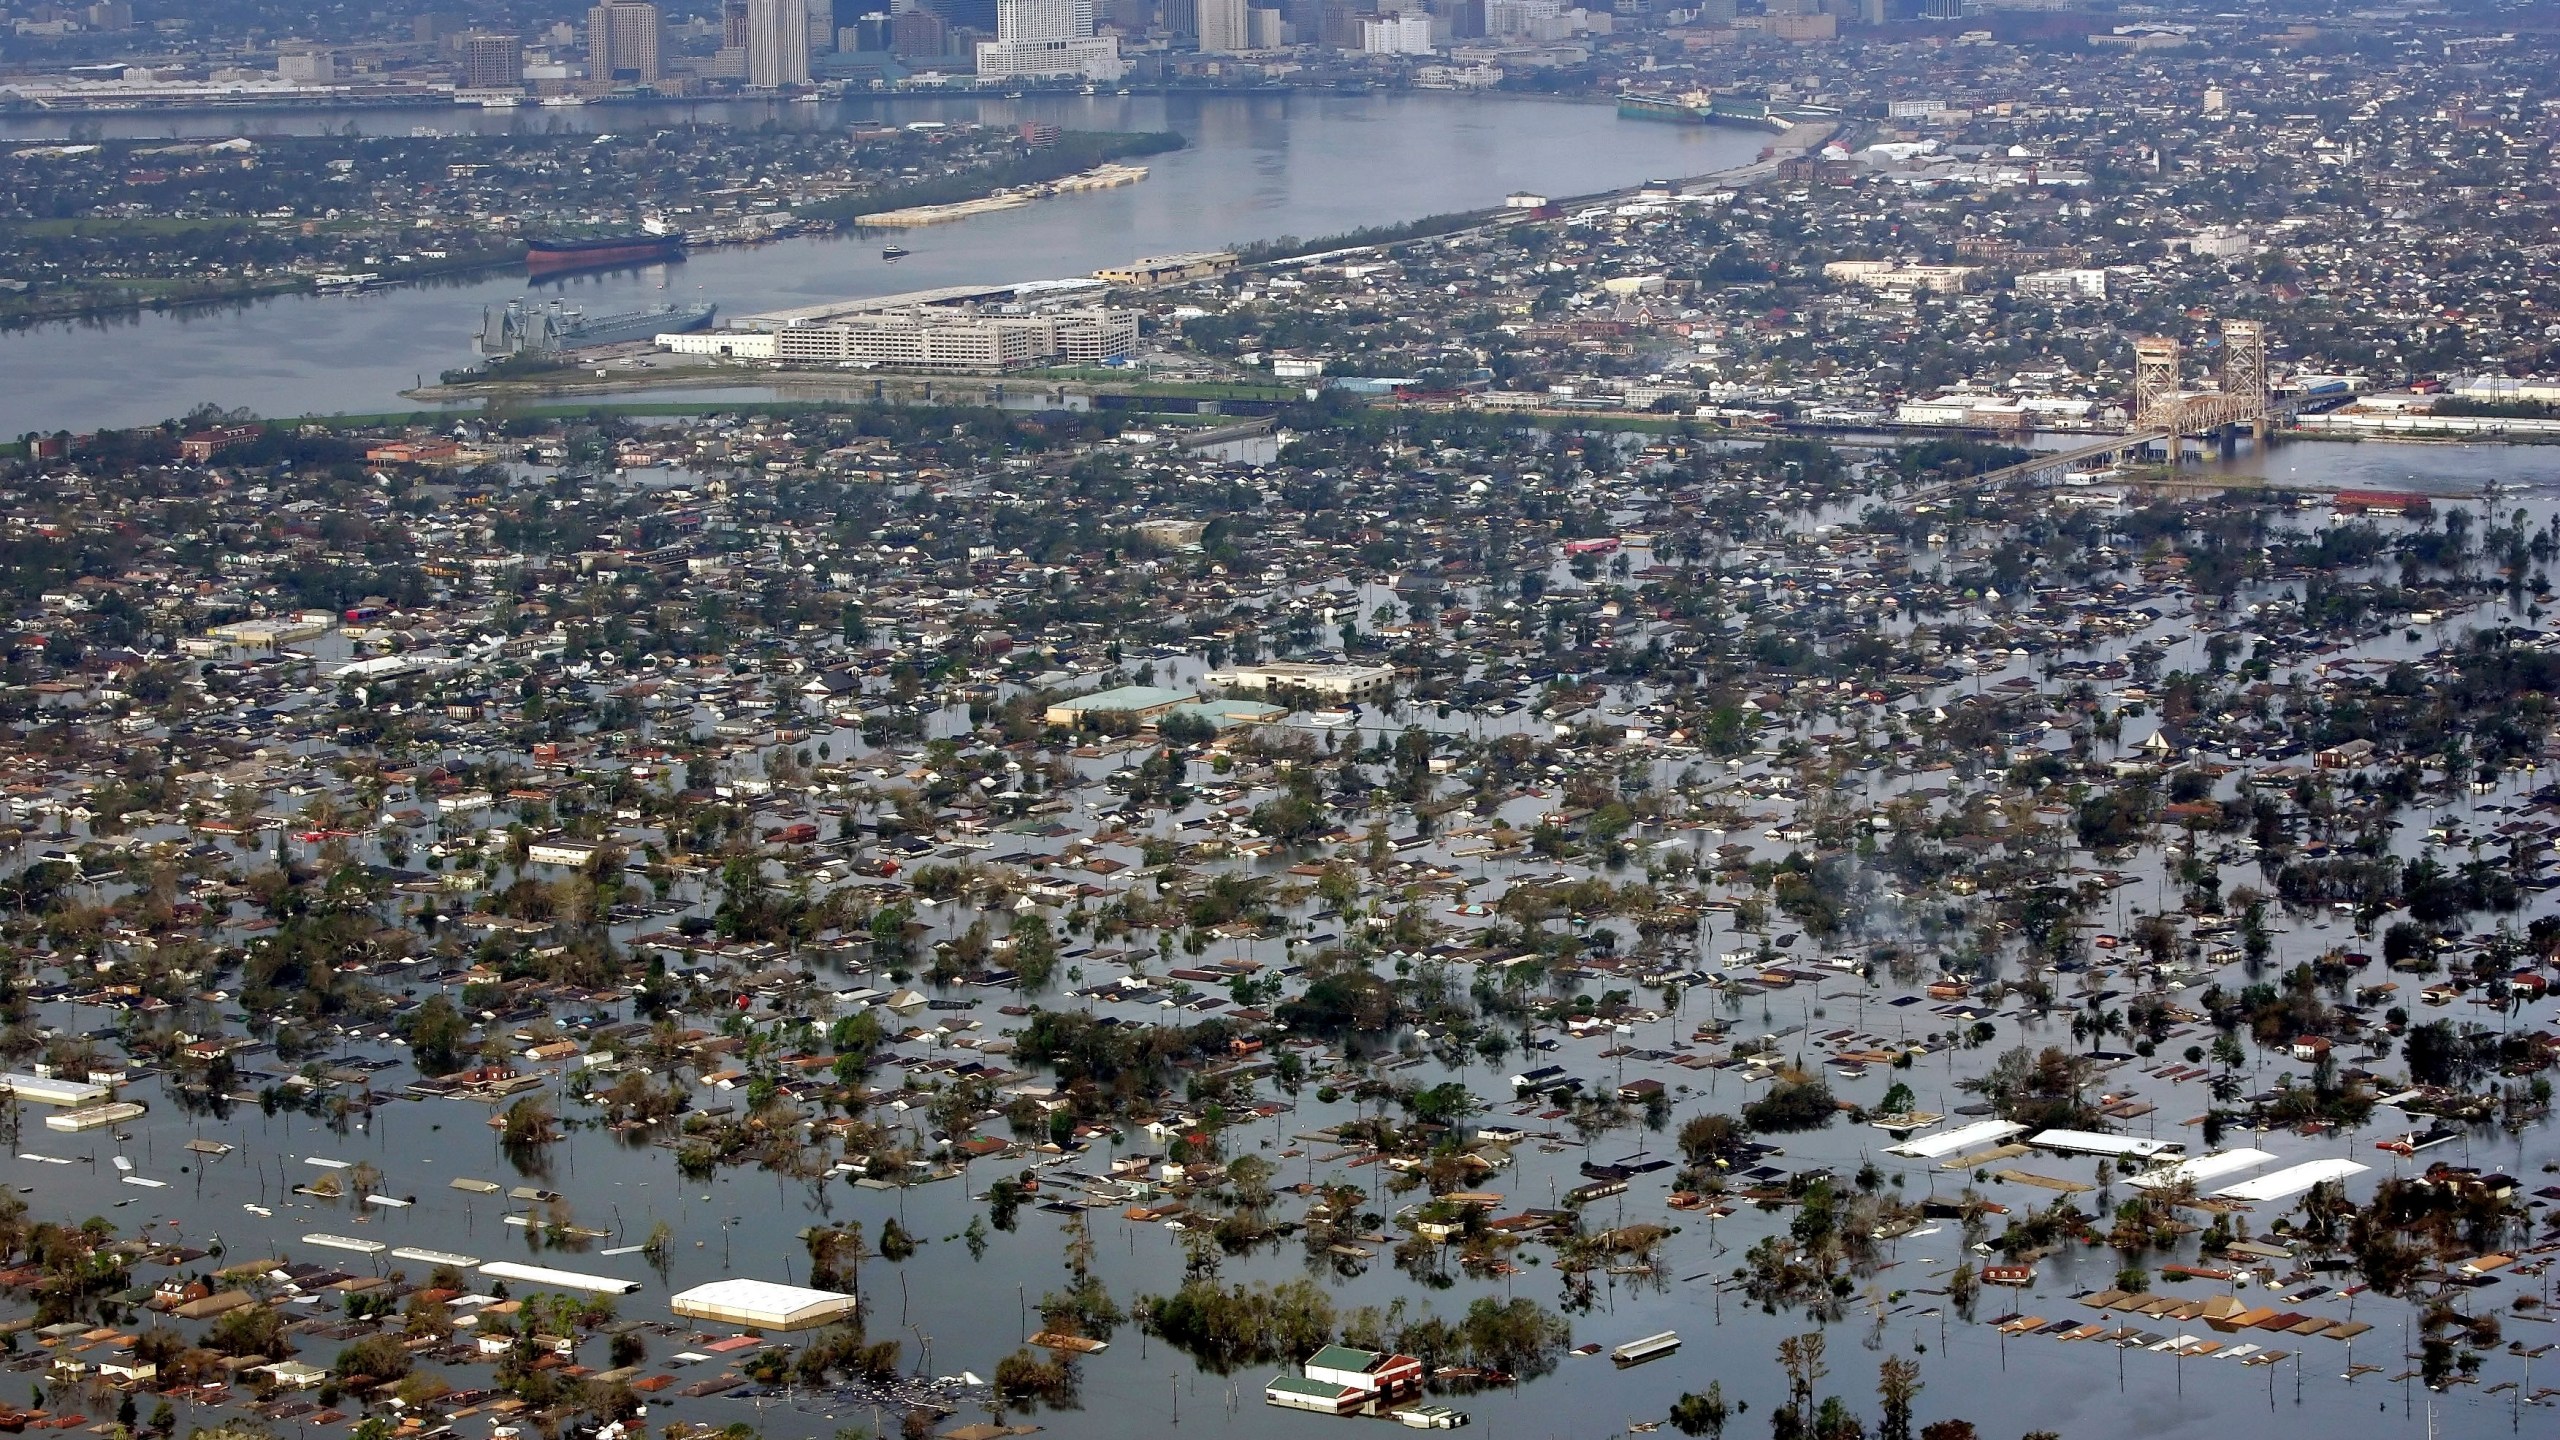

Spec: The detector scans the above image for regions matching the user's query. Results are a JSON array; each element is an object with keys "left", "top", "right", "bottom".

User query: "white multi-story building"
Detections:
[
  {"left": 976, "top": 32, "right": 1123, "bottom": 78},
  {"left": 1196, "top": 0, "right": 1249, "bottom": 53},
  {"left": 997, "top": 0, "right": 1083, "bottom": 39},
  {"left": 1205, "top": 662, "right": 1397, "bottom": 704},
  {"left": 1484, "top": 0, "right": 1564, "bottom": 40},
  {"left": 2015, "top": 268, "right": 2108, "bottom": 301},
  {"left": 708, "top": 307, "right": 1139, "bottom": 371},
  {"left": 1361, "top": 12, "right": 1433, "bottom": 53},
  {"left": 978, "top": 0, "right": 1120, "bottom": 77},
  {"left": 746, "top": 0, "right": 811, "bottom": 86}
]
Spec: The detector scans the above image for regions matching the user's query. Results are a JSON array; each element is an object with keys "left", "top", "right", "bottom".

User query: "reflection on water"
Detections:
[
  {"left": 0, "top": 93, "right": 1762, "bottom": 435},
  {"left": 2202, "top": 436, "right": 2560, "bottom": 491}
]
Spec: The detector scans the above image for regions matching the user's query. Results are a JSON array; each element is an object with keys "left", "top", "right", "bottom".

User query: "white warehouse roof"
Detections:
[{"left": 670, "top": 1278, "right": 858, "bottom": 1331}]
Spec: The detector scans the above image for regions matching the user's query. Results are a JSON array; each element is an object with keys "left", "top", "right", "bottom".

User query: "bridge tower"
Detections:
[
  {"left": 2133, "top": 336, "right": 2184, "bottom": 433},
  {"left": 2219, "top": 319, "right": 2268, "bottom": 440}
]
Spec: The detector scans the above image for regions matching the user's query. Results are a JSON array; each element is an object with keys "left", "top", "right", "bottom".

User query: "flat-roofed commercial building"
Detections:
[
  {"left": 671, "top": 1278, "right": 858, "bottom": 1330},
  {"left": 762, "top": 307, "right": 1136, "bottom": 372},
  {"left": 1043, "top": 684, "right": 1195, "bottom": 727},
  {"left": 1206, "top": 661, "right": 1396, "bottom": 704},
  {"left": 1095, "top": 251, "right": 1237, "bottom": 287}
]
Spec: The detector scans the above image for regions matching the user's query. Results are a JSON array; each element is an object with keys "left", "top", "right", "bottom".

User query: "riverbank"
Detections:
[
  {"left": 856, "top": 160, "right": 1151, "bottom": 226},
  {"left": 0, "top": 243, "right": 521, "bottom": 331},
  {"left": 0, "top": 129, "right": 1172, "bottom": 333},
  {"left": 799, "top": 130, "right": 1184, "bottom": 227}
]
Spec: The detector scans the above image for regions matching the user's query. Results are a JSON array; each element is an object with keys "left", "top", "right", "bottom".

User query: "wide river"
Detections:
[{"left": 0, "top": 91, "right": 1766, "bottom": 435}]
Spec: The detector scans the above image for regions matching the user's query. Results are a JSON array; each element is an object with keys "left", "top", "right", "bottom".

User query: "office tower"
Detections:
[
  {"left": 848, "top": 13, "right": 894, "bottom": 50},
  {"left": 1318, "top": 0, "right": 1370, "bottom": 47},
  {"left": 1196, "top": 0, "right": 1246, "bottom": 51},
  {"left": 748, "top": 0, "right": 813, "bottom": 84},
  {"left": 997, "top": 0, "right": 1082, "bottom": 36},
  {"left": 808, "top": 0, "right": 837, "bottom": 52},
  {"left": 980, "top": 0, "right": 1121, "bottom": 76},
  {"left": 890, "top": 6, "right": 948, "bottom": 53},
  {"left": 1246, "top": 4, "right": 1283, "bottom": 45},
  {"left": 725, "top": 0, "right": 752, "bottom": 46},
  {"left": 588, "top": 1, "right": 663, "bottom": 82},
  {"left": 457, "top": 31, "right": 524, "bottom": 88},
  {"left": 1162, "top": 0, "right": 1198, "bottom": 36}
]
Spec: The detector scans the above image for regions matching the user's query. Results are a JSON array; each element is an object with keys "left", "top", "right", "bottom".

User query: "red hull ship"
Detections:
[{"left": 524, "top": 233, "right": 685, "bottom": 275}]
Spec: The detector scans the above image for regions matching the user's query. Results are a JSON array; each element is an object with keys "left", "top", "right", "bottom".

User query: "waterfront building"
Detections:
[
  {"left": 1094, "top": 251, "right": 1238, "bottom": 285},
  {"left": 455, "top": 31, "right": 525, "bottom": 90},
  {"left": 672, "top": 306, "right": 1137, "bottom": 371},
  {"left": 975, "top": 32, "right": 1124, "bottom": 77},
  {"left": 977, "top": 0, "right": 1123, "bottom": 76}
]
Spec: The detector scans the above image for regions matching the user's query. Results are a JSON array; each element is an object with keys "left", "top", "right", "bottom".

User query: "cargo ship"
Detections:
[
  {"left": 476, "top": 299, "right": 715, "bottom": 359},
  {"left": 1617, "top": 91, "right": 1714, "bottom": 124},
  {"left": 523, "top": 232, "right": 686, "bottom": 275}
]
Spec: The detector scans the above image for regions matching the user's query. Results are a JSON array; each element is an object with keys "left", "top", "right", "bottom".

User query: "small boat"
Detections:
[{"left": 882, "top": 245, "right": 910, "bottom": 260}]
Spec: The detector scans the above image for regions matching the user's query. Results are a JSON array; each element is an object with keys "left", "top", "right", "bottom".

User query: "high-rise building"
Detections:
[
  {"left": 979, "top": 0, "right": 1121, "bottom": 76},
  {"left": 1359, "top": 9, "right": 1428, "bottom": 51},
  {"left": 1161, "top": 0, "right": 1198, "bottom": 37},
  {"left": 747, "top": 0, "right": 813, "bottom": 85},
  {"left": 588, "top": 1, "right": 663, "bottom": 83},
  {"left": 807, "top": 0, "right": 837, "bottom": 52},
  {"left": 890, "top": 6, "right": 948, "bottom": 54},
  {"left": 1318, "top": 0, "right": 1369, "bottom": 47},
  {"left": 1196, "top": 0, "right": 1246, "bottom": 51},
  {"left": 997, "top": 0, "right": 1084, "bottom": 38},
  {"left": 724, "top": 0, "right": 752, "bottom": 46},
  {"left": 457, "top": 30, "right": 524, "bottom": 88}
]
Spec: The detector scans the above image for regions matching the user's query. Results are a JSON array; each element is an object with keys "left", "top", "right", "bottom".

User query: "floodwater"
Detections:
[{"left": 5, "top": 94, "right": 2558, "bottom": 1440}]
